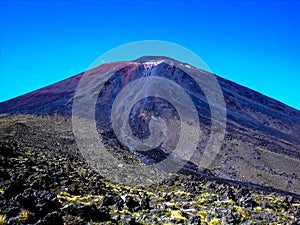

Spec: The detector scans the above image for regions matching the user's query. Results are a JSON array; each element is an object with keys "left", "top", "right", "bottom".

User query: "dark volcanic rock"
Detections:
[
  {"left": 125, "top": 196, "right": 139, "bottom": 212},
  {"left": 102, "top": 195, "right": 115, "bottom": 207},
  {"left": 21, "top": 189, "right": 60, "bottom": 215},
  {"left": 3, "top": 180, "right": 24, "bottom": 199},
  {"left": 113, "top": 195, "right": 125, "bottom": 210},
  {"left": 140, "top": 196, "right": 150, "bottom": 210},
  {"left": 2, "top": 188, "right": 62, "bottom": 224},
  {"left": 35, "top": 211, "right": 63, "bottom": 225},
  {"left": 64, "top": 204, "right": 110, "bottom": 222}
]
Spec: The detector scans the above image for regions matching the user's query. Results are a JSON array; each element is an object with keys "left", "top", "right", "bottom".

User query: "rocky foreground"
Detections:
[{"left": 0, "top": 114, "right": 299, "bottom": 224}]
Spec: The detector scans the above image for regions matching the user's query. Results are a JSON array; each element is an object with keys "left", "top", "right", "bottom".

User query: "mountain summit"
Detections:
[{"left": 0, "top": 56, "right": 299, "bottom": 194}]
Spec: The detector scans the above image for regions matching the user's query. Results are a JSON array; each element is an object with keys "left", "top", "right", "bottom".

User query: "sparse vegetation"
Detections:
[
  {"left": 0, "top": 114, "right": 299, "bottom": 224},
  {"left": 0, "top": 215, "right": 6, "bottom": 225}
]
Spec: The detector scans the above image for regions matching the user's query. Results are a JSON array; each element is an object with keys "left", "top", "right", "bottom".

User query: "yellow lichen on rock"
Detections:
[
  {"left": 208, "top": 218, "right": 221, "bottom": 225},
  {"left": 234, "top": 205, "right": 249, "bottom": 221},
  {"left": 155, "top": 197, "right": 165, "bottom": 202},
  {"left": 197, "top": 211, "right": 208, "bottom": 222},
  {"left": 254, "top": 206, "right": 263, "bottom": 211},
  {"left": 170, "top": 210, "right": 187, "bottom": 222},
  {"left": 57, "top": 191, "right": 102, "bottom": 205},
  {"left": 0, "top": 215, "right": 5, "bottom": 225},
  {"left": 18, "top": 209, "right": 31, "bottom": 222},
  {"left": 221, "top": 199, "right": 234, "bottom": 205},
  {"left": 173, "top": 190, "right": 186, "bottom": 196}
]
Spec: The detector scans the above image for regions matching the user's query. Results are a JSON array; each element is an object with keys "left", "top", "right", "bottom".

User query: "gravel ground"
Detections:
[{"left": 0, "top": 114, "right": 299, "bottom": 224}]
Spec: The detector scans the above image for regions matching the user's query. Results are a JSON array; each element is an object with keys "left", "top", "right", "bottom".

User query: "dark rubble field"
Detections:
[{"left": 0, "top": 114, "right": 299, "bottom": 225}]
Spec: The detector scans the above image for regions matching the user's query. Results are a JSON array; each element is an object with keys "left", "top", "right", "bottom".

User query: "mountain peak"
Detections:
[
  {"left": 133, "top": 56, "right": 179, "bottom": 63},
  {"left": 0, "top": 57, "right": 299, "bottom": 194}
]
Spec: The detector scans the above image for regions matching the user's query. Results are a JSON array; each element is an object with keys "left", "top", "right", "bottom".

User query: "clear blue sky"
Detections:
[{"left": 0, "top": 0, "right": 299, "bottom": 109}]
